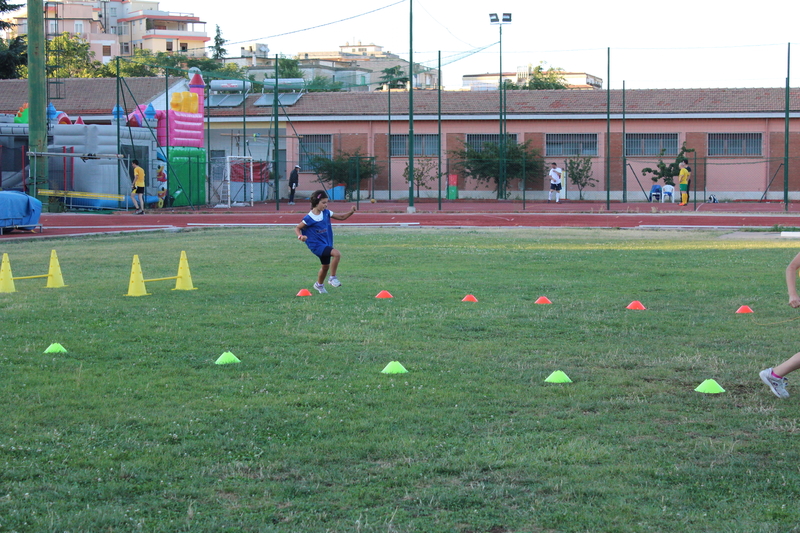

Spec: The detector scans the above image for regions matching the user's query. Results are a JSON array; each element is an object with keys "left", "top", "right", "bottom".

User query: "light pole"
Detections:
[{"left": 490, "top": 13, "right": 511, "bottom": 199}]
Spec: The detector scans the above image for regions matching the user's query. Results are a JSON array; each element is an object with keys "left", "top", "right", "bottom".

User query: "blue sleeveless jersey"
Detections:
[{"left": 301, "top": 209, "right": 334, "bottom": 256}]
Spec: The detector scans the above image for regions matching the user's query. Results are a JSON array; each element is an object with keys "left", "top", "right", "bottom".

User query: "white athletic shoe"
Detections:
[
  {"left": 313, "top": 282, "right": 328, "bottom": 294},
  {"left": 760, "top": 368, "right": 789, "bottom": 398},
  {"left": 328, "top": 276, "right": 341, "bottom": 288}
]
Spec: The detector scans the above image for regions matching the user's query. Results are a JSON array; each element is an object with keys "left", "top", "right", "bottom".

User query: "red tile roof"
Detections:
[
  {"left": 209, "top": 88, "right": 800, "bottom": 118},
  {"left": 0, "top": 77, "right": 184, "bottom": 116},
  {"left": 1, "top": 79, "right": 797, "bottom": 119}
]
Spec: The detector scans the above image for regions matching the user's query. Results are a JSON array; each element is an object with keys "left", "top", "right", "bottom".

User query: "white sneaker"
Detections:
[
  {"left": 313, "top": 282, "right": 327, "bottom": 294},
  {"left": 760, "top": 368, "right": 789, "bottom": 398},
  {"left": 328, "top": 276, "right": 341, "bottom": 288}
]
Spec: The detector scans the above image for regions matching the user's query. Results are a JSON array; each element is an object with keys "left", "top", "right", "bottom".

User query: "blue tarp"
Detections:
[{"left": 0, "top": 191, "right": 42, "bottom": 228}]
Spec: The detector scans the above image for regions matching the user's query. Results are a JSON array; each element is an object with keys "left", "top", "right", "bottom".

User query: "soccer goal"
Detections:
[{"left": 212, "top": 156, "right": 254, "bottom": 208}]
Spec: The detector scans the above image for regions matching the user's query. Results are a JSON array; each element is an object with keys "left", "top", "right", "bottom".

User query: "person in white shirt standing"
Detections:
[{"left": 548, "top": 162, "right": 563, "bottom": 203}]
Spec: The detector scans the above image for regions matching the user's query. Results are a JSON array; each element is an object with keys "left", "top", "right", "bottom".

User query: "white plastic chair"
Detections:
[{"left": 661, "top": 184, "right": 675, "bottom": 203}]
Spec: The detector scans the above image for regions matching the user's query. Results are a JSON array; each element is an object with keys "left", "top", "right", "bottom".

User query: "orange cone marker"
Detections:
[
  {"left": 735, "top": 305, "right": 753, "bottom": 314},
  {"left": 627, "top": 300, "right": 646, "bottom": 310},
  {"left": 462, "top": 294, "right": 478, "bottom": 302},
  {"left": 296, "top": 289, "right": 312, "bottom": 296},
  {"left": 375, "top": 290, "right": 393, "bottom": 299},
  {"left": 535, "top": 296, "right": 552, "bottom": 304}
]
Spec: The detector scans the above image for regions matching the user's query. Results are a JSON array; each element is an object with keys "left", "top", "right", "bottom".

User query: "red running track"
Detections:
[{"left": 2, "top": 201, "right": 800, "bottom": 239}]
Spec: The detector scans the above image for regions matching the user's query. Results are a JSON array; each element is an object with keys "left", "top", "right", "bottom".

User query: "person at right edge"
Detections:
[{"left": 760, "top": 251, "right": 800, "bottom": 399}]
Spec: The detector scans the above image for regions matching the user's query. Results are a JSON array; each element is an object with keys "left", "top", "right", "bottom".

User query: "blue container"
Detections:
[{"left": 329, "top": 185, "right": 345, "bottom": 201}]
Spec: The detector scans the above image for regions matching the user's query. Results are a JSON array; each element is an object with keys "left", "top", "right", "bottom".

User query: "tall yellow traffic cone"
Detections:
[
  {"left": 0, "top": 253, "right": 15, "bottom": 293},
  {"left": 45, "top": 250, "right": 66, "bottom": 288},
  {"left": 126, "top": 255, "right": 150, "bottom": 296},
  {"left": 173, "top": 251, "right": 197, "bottom": 291}
]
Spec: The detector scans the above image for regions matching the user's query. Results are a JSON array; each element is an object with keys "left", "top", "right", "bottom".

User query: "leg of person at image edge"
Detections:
[
  {"left": 761, "top": 365, "right": 793, "bottom": 399},
  {"left": 759, "top": 251, "right": 800, "bottom": 398}
]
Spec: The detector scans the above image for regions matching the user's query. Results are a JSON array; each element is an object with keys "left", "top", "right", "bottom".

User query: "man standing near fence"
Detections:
[
  {"left": 678, "top": 159, "right": 691, "bottom": 206},
  {"left": 548, "top": 162, "right": 562, "bottom": 203},
  {"left": 130, "top": 159, "right": 146, "bottom": 214},
  {"left": 288, "top": 165, "right": 300, "bottom": 205}
]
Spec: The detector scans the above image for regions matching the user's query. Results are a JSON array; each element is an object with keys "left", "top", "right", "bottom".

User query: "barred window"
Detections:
[
  {"left": 299, "top": 134, "right": 332, "bottom": 169},
  {"left": 708, "top": 133, "right": 762, "bottom": 156},
  {"left": 390, "top": 134, "right": 440, "bottom": 157},
  {"left": 546, "top": 134, "right": 597, "bottom": 156},
  {"left": 466, "top": 134, "right": 518, "bottom": 152},
  {"left": 626, "top": 133, "right": 678, "bottom": 156}
]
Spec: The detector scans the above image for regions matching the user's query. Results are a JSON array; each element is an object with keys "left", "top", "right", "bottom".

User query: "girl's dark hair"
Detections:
[{"left": 310, "top": 190, "right": 328, "bottom": 208}]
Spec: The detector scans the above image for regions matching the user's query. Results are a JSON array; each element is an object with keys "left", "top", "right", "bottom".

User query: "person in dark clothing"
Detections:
[{"left": 288, "top": 165, "right": 300, "bottom": 205}]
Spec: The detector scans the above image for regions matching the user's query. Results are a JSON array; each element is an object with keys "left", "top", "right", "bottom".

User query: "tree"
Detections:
[
  {"left": 450, "top": 140, "right": 544, "bottom": 199},
  {"left": 506, "top": 62, "right": 568, "bottom": 90},
  {"left": 211, "top": 25, "right": 227, "bottom": 60},
  {"left": 305, "top": 76, "right": 343, "bottom": 92},
  {"left": 565, "top": 156, "right": 597, "bottom": 200},
  {"left": 307, "top": 150, "right": 379, "bottom": 198},
  {"left": 641, "top": 143, "right": 696, "bottom": 186},
  {"left": 379, "top": 65, "right": 407, "bottom": 89},
  {"left": 98, "top": 49, "right": 244, "bottom": 79},
  {"left": 265, "top": 56, "right": 303, "bottom": 79},
  {"left": 0, "top": 35, "right": 26, "bottom": 79},
  {"left": 402, "top": 157, "right": 440, "bottom": 198},
  {"left": 0, "top": 0, "right": 23, "bottom": 32},
  {"left": 16, "top": 32, "right": 102, "bottom": 78}
]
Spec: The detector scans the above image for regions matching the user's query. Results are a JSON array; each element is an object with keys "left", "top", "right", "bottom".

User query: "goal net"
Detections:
[{"left": 211, "top": 156, "right": 255, "bottom": 208}]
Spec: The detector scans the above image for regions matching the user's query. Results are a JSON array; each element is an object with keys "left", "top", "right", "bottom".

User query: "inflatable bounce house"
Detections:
[{"left": 4, "top": 69, "right": 207, "bottom": 210}]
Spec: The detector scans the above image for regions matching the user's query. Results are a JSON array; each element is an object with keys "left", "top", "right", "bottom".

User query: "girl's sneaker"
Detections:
[
  {"left": 760, "top": 368, "right": 789, "bottom": 398},
  {"left": 314, "top": 282, "right": 328, "bottom": 294},
  {"left": 328, "top": 276, "right": 341, "bottom": 287}
]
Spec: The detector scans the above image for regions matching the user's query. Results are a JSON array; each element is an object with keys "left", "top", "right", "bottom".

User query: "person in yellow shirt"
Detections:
[
  {"left": 678, "top": 159, "right": 691, "bottom": 206},
  {"left": 130, "top": 159, "right": 146, "bottom": 214}
]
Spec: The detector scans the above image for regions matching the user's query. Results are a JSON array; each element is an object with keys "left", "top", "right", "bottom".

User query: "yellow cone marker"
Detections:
[
  {"left": 126, "top": 255, "right": 150, "bottom": 296},
  {"left": 172, "top": 251, "right": 197, "bottom": 291},
  {"left": 45, "top": 250, "right": 66, "bottom": 288},
  {"left": 0, "top": 253, "right": 15, "bottom": 293}
]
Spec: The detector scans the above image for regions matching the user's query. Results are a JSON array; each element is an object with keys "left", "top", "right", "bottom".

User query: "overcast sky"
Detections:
[{"left": 164, "top": 0, "right": 797, "bottom": 90}]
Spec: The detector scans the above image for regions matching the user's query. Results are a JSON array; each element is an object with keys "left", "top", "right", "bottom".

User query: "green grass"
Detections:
[{"left": 2, "top": 227, "right": 800, "bottom": 532}]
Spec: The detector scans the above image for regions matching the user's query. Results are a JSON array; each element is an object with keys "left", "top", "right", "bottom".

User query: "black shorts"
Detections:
[
  {"left": 132, "top": 186, "right": 144, "bottom": 194},
  {"left": 550, "top": 183, "right": 562, "bottom": 191},
  {"left": 318, "top": 246, "right": 333, "bottom": 266}
]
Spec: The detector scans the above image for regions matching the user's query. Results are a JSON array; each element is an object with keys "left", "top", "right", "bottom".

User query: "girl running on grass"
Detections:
[
  {"left": 760, "top": 251, "right": 800, "bottom": 398},
  {"left": 295, "top": 190, "right": 356, "bottom": 293}
]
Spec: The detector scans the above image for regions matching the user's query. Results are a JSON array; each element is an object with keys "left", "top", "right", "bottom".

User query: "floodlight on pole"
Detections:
[{"left": 489, "top": 12, "right": 511, "bottom": 199}]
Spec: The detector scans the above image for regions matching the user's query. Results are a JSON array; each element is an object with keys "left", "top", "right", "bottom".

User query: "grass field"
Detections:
[{"left": 3, "top": 227, "right": 800, "bottom": 532}]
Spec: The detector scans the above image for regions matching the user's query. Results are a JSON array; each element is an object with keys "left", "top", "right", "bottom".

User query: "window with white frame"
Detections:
[
  {"left": 546, "top": 133, "right": 598, "bottom": 156},
  {"left": 626, "top": 133, "right": 678, "bottom": 156},
  {"left": 299, "top": 134, "right": 333, "bottom": 169},
  {"left": 708, "top": 133, "right": 762, "bottom": 156},
  {"left": 390, "top": 134, "right": 440, "bottom": 157},
  {"left": 74, "top": 21, "right": 83, "bottom": 34},
  {"left": 121, "top": 42, "right": 130, "bottom": 55},
  {"left": 466, "top": 133, "right": 517, "bottom": 152}
]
